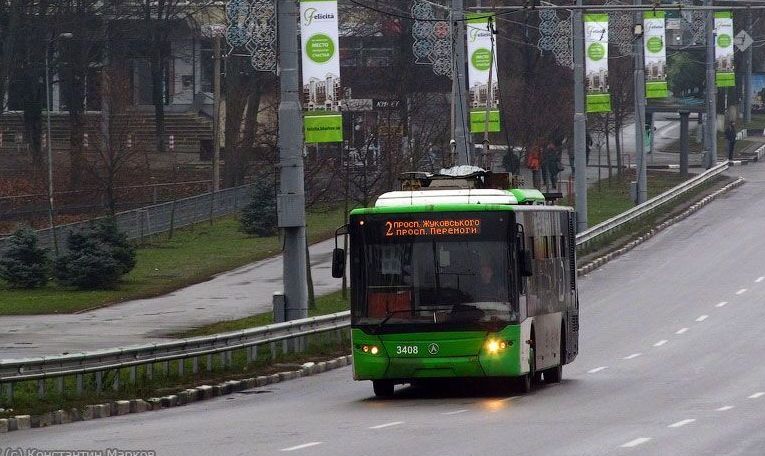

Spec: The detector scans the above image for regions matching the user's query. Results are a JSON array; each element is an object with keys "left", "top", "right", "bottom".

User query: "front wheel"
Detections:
[{"left": 372, "top": 380, "right": 394, "bottom": 398}]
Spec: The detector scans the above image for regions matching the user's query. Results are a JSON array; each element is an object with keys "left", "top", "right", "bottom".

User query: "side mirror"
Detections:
[
  {"left": 331, "top": 248, "right": 346, "bottom": 278},
  {"left": 519, "top": 250, "right": 533, "bottom": 277}
]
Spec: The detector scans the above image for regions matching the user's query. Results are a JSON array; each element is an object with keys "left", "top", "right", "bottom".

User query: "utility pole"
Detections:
[
  {"left": 634, "top": 0, "right": 647, "bottom": 204},
  {"left": 277, "top": 0, "right": 308, "bottom": 321},
  {"left": 212, "top": 34, "right": 221, "bottom": 192},
  {"left": 705, "top": 0, "right": 718, "bottom": 169},
  {"left": 744, "top": 8, "right": 753, "bottom": 124},
  {"left": 453, "top": 0, "right": 471, "bottom": 165},
  {"left": 573, "top": 0, "right": 588, "bottom": 232}
]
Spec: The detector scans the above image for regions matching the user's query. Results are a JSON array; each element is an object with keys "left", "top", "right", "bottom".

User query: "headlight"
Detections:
[
  {"left": 485, "top": 338, "right": 509, "bottom": 354},
  {"left": 360, "top": 344, "right": 380, "bottom": 355}
]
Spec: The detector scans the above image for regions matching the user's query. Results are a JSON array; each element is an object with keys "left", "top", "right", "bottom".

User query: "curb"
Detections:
[
  {"left": 576, "top": 177, "right": 744, "bottom": 277},
  {"left": 0, "top": 354, "right": 353, "bottom": 433}
]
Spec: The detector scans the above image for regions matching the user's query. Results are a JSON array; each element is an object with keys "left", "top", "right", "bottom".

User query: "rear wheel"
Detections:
[
  {"left": 544, "top": 364, "right": 563, "bottom": 383},
  {"left": 372, "top": 380, "right": 394, "bottom": 398}
]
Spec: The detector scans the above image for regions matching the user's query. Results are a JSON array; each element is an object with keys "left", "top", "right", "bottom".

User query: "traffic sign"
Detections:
[{"left": 735, "top": 30, "right": 754, "bottom": 52}]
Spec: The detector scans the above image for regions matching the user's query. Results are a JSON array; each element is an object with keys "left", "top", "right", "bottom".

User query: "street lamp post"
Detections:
[{"left": 44, "top": 32, "right": 73, "bottom": 255}]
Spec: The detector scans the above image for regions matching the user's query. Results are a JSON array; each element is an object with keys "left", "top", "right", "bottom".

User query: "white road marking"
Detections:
[
  {"left": 736, "top": 289, "right": 748, "bottom": 295},
  {"left": 696, "top": 315, "right": 709, "bottom": 322},
  {"left": 716, "top": 406, "right": 734, "bottom": 412},
  {"left": 442, "top": 409, "right": 468, "bottom": 415},
  {"left": 623, "top": 353, "right": 642, "bottom": 360},
  {"left": 281, "top": 442, "right": 323, "bottom": 452},
  {"left": 668, "top": 419, "right": 696, "bottom": 428},
  {"left": 676, "top": 328, "right": 689, "bottom": 335},
  {"left": 369, "top": 421, "right": 404, "bottom": 429},
  {"left": 621, "top": 437, "right": 652, "bottom": 448},
  {"left": 756, "top": 277, "right": 765, "bottom": 283},
  {"left": 716, "top": 301, "right": 728, "bottom": 308},
  {"left": 588, "top": 366, "right": 608, "bottom": 374},
  {"left": 653, "top": 340, "right": 668, "bottom": 347},
  {"left": 748, "top": 392, "right": 765, "bottom": 399}
]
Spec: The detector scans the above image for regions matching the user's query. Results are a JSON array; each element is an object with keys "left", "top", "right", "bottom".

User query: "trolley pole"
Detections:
[
  {"left": 573, "top": 0, "right": 588, "bottom": 232},
  {"left": 634, "top": 0, "right": 647, "bottom": 204},
  {"left": 452, "top": 0, "right": 471, "bottom": 165},
  {"left": 277, "top": 0, "right": 309, "bottom": 321},
  {"left": 704, "top": 0, "right": 718, "bottom": 169}
]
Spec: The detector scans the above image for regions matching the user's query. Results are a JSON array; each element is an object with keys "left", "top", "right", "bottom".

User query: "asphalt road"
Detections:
[
  {"left": 5, "top": 164, "right": 765, "bottom": 455},
  {"left": 0, "top": 239, "right": 338, "bottom": 357}
]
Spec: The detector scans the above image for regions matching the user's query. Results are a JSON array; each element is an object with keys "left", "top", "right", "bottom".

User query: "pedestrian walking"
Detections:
[
  {"left": 725, "top": 121, "right": 737, "bottom": 162},
  {"left": 527, "top": 141, "right": 542, "bottom": 189}
]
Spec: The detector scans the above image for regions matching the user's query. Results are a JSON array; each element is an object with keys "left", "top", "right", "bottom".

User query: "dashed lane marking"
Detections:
[
  {"left": 668, "top": 419, "right": 696, "bottom": 428},
  {"left": 281, "top": 442, "right": 323, "bottom": 452},
  {"left": 623, "top": 353, "right": 642, "bottom": 360},
  {"left": 756, "top": 277, "right": 765, "bottom": 283},
  {"left": 676, "top": 328, "right": 689, "bottom": 335},
  {"left": 442, "top": 409, "right": 468, "bottom": 415},
  {"left": 736, "top": 289, "right": 748, "bottom": 295},
  {"left": 369, "top": 421, "right": 404, "bottom": 430},
  {"left": 653, "top": 340, "right": 668, "bottom": 347},
  {"left": 716, "top": 301, "right": 728, "bottom": 308},
  {"left": 696, "top": 315, "right": 709, "bottom": 322},
  {"left": 748, "top": 392, "right": 765, "bottom": 399},
  {"left": 621, "top": 437, "right": 652, "bottom": 448},
  {"left": 716, "top": 406, "right": 734, "bottom": 412},
  {"left": 588, "top": 367, "right": 608, "bottom": 374}
]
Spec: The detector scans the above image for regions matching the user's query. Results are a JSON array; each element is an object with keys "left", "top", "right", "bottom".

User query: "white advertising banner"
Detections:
[
  {"left": 300, "top": 0, "right": 343, "bottom": 142},
  {"left": 466, "top": 13, "right": 500, "bottom": 133},
  {"left": 584, "top": 13, "right": 610, "bottom": 113},
  {"left": 714, "top": 11, "right": 735, "bottom": 88},
  {"left": 644, "top": 11, "right": 668, "bottom": 98}
]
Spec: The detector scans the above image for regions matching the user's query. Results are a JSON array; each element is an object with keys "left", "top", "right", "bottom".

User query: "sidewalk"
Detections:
[{"left": 0, "top": 239, "right": 340, "bottom": 358}]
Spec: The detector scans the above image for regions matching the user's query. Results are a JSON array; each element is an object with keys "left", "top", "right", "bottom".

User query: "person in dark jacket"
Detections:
[{"left": 725, "top": 121, "right": 737, "bottom": 162}]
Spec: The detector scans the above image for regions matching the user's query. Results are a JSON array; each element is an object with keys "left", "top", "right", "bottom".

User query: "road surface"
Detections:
[{"left": 5, "top": 165, "right": 764, "bottom": 455}]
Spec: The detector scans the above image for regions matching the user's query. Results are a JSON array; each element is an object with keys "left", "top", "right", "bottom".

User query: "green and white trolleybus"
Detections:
[{"left": 332, "top": 172, "right": 579, "bottom": 397}]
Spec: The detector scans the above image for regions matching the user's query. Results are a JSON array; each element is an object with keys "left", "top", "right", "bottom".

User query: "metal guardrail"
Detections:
[
  {"left": 0, "top": 312, "right": 350, "bottom": 401},
  {"left": 575, "top": 161, "right": 729, "bottom": 247},
  {"left": 0, "top": 162, "right": 732, "bottom": 403}
]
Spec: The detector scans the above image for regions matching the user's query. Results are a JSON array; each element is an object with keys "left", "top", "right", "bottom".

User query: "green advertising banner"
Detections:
[
  {"left": 584, "top": 13, "right": 611, "bottom": 113},
  {"left": 644, "top": 11, "right": 668, "bottom": 98},
  {"left": 466, "top": 14, "right": 501, "bottom": 133},
  {"left": 300, "top": 0, "right": 343, "bottom": 143},
  {"left": 715, "top": 11, "right": 735, "bottom": 88}
]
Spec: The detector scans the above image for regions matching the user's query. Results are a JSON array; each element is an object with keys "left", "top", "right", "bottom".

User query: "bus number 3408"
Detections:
[{"left": 396, "top": 345, "right": 418, "bottom": 355}]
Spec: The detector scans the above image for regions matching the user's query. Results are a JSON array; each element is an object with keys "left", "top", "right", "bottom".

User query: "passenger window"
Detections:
[{"left": 560, "top": 236, "right": 567, "bottom": 258}]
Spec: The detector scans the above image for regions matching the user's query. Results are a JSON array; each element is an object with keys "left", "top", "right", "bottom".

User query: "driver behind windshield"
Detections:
[{"left": 472, "top": 258, "right": 508, "bottom": 303}]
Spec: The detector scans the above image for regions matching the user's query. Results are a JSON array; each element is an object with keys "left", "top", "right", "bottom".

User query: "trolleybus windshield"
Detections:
[{"left": 351, "top": 212, "right": 518, "bottom": 330}]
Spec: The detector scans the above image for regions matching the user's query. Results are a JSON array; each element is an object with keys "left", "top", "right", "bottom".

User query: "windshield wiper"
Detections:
[{"left": 376, "top": 309, "right": 415, "bottom": 330}]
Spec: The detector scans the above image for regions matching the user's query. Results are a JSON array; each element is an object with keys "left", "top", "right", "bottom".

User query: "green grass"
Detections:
[
  {"left": 744, "top": 113, "right": 765, "bottom": 131},
  {"left": 0, "top": 207, "right": 346, "bottom": 316},
  {"left": 568, "top": 170, "right": 689, "bottom": 226},
  {"left": 176, "top": 290, "right": 349, "bottom": 338}
]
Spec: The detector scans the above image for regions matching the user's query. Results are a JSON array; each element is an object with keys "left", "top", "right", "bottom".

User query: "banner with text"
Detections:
[
  {"left": 644, "top": 11, "right": 668, "bottom": 98},
  {"left": 584, "top": 13, "right": 611, "bottom": 113},
  {"left": 715, "top": 11, "right": 735, "bottom": 88},
  {"left": 467, "top": 14, "right": 501, "bottom": 133},
  {"left": 301, "top": 0, "right": 343, "bottom": 143}
]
